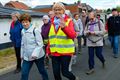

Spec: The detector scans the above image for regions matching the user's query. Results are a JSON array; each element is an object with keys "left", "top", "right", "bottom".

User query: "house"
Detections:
[
  {"left": 32, "top": 2, "right": 93, "bottom": 14},
  {"left": 0, "top": 6, "right": 46, "bottom": 50},
  {"left": 4, "top": 1, "right": 29, "bottom": 10},
  {"left": 0, "top": 2, "right": 3, "bottom": 7},
  {"left": 32, "top": 3, "right": 78, "bottom": 14}
]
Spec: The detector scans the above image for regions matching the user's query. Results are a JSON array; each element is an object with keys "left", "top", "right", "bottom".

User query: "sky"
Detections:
[{"left": 0, "top": 0, "right": 120, "bottom": 9}]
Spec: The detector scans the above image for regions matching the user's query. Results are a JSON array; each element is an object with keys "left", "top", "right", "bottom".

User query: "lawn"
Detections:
[
  {"left": 0, "top": 47, "right": 15, "bottom": 57},
  {"left": 0, "top": 48, "right": 16, "bottom": 69}
]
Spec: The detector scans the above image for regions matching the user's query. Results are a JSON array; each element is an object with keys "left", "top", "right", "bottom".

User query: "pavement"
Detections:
[{"left": 0, "top": 38, "right": 120, "bottom": 80}]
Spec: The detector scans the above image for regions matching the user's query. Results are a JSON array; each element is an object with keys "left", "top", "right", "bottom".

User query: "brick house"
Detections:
[
  {"left": 4, "top": 1, "right": 29, "bottom": 10},
  {"left": 32, "top": 2, "right": 93, "bottom": 14}
]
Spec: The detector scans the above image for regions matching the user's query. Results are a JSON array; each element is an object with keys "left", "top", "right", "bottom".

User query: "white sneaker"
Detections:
[{"left": 76, "top": 76, "right": 80, "bottom": 80}]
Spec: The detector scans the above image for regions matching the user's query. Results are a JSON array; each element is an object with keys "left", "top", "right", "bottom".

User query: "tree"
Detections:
[
  {"left": 106, "top": 8, "right": 111, "bottom": 14},
  {"left": 116, "top": 6, "right": 120, "bottom": 12}
]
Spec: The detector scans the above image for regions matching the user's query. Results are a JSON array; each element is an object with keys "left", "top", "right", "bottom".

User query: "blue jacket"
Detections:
[{"left": 10, "top": 20, "right": 23, "bottom": 47}]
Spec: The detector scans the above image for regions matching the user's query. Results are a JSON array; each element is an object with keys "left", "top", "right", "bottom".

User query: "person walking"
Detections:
[
  {"left": 81, "top": 10, "right": 89, "bottom": 47},
  {"left": 65, "top": 10, "right": 79, "bottom": 71},
  {"left": 9, "top": 11, "right": 23, "bottom": 73},
  {"left": 48, "top": 11, "right": 55, "bottom": 19},
  {"left": 41, "top": 15, "right": 51, "bottom": 68},
  {"left": 47, "top": 2, "right": 79, "bottom": 80},
  {"left": 20, "top": 13, "right": 49, "bottom": 80},
  {"left": 84, "top": 11, "right": 106, "bottom": 75},
  {"left": 73, "top": 13, "right": 83, "bottom": 54},
  {"left": 106, "top": 8, "right": 120, "bottom": 58}
]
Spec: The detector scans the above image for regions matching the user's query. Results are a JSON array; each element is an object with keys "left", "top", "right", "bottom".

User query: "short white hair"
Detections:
[
  {"left": 42, "top": 15, "right": 50, "bottom": 20},
  {"left": 11, "top": 11, "right": 20, "bottom": 19},
  {"left": 65, "top": 10, "right": 72, "bottom": 18}
]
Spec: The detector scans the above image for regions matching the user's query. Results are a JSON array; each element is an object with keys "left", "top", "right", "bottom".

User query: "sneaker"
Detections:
[
  {"left": 102, "top": 62, "right": 106, "bottom": 69},
  {"left": 72, "top": 55, "right": 77, "bottom": 64},
  {"left": 113, "top": 54, "right": 118, "bottom": 58},
  {"left": 14, "top": 68, "right": 21, "bottom": 73},
  {"left": 86, "top": 69, "right": 95, "bottom": 75},
  {"left": 78, "top": 51, "right": 82, "bottom": 54},
  {"left": 76, "top": 76, "right": 80, "bottom": 80}
]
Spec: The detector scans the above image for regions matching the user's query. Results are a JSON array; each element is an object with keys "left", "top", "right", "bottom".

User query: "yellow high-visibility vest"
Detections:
[{"left": 49, "top": 18, "right": 75, "bottom": 54}]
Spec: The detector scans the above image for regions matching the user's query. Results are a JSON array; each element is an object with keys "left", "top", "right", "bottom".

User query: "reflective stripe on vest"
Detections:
[{"left": 49, "top": 18, "right": 75, "bottom": 54}]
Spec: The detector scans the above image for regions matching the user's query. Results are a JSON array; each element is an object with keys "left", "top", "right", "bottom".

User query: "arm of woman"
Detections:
[
  {"left": 31, "top": 28, "right": 44, "bottom": 58},
  {"left": 20, "top": 30, "right": 24, "bottom": 59},
  {"left": 62, "top": 20, "right": 77, "bottom": 39},
  {"left": 94, "top": 21, "right": 106, "bottom": 36}
]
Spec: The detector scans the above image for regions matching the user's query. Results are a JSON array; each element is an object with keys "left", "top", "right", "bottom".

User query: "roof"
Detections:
[
  {"left": 0, "top": 6, "right": 47, "bottom": 18},
  {"left": 33, "top": 5, "right": 52, "bottom": 9},
  {"left": 5, "top": 1, "right": 29, "bottom": 10},
  {"left": 0, "top": 2, "right": 3, "bottom": 7},
  {"left": 32, "top": 2, "right": 70, "bottom": 9},
  {"left": 81, "top": 3, "right": 94, "bottom": 11}
]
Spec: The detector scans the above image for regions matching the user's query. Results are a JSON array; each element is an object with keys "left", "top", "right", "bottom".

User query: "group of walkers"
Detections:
[{"left": 9, "top": 2, "right": 120, "bottom": 80}]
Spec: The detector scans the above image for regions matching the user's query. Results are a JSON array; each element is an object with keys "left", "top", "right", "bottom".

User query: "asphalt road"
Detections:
[{"left": 0, "top": 38, "right": 120, "bottom": 80}]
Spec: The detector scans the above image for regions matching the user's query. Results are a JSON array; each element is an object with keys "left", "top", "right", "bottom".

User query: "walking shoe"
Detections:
[
  {"left": 102, "top": 62, "right": 106, "bottom": 69},
  {"left": 14, "top": 68, "right": 21, "bottom": 73},
  {"left": 86, "top": 69, "right": 95, "bottom": 75},
  {"left": 113, "top": 54, "right": 118, "bottom": 58},
  {"left": 76, "top": 76, "right": 80, "bottom": 80},
  {"left": 78, "top": 51, "right": 82, "bottom": 54}
]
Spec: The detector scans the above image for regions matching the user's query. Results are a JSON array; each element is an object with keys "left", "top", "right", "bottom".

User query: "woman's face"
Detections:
[
  {"left": 11, "top": 15, "right": 17, "bottom": 22},
  {"left": 75, "top": 14, "right": 79, "bottom": 20},
  {"left": 54, "top": 7, "right": 64, "bottom": 18},
  {"left": 22, "top": 20, "right": 30, "bottom": 29},
  {"left": 43, "top": 19, "right": 49, "bottom": 24},
  {"left": 89, "top": 12, "right": 95, "bottom": 21}
]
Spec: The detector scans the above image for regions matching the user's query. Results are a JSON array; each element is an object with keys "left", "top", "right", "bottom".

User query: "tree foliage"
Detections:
[{"left": 116, "top": 6, "right": 120, "bottom": 12}]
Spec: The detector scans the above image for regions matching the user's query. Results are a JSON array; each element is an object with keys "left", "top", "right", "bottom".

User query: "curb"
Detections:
[{"left": 0, "top": 64, "right": 16, "bottom": 76}]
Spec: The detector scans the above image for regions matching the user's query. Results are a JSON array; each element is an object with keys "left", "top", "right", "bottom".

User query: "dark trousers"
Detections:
[
  {"left": 88, "top": 46, "right": 105, "bottom": 69},
  {"left": 77, "top": 36, "right": 82, "bottom": 52},
  {"left": 43, "top": 45, "right": 49, "bottom": 66},
  {"left": 14, "top": 47, "right": 21, "bottom": 69},
  {"left": 51, "top": 56, "right": 76, "bottom": 80},
  {"left": 21, "top": 57, "right": 49, "bottom": 80},
  {"left": 82, "top": 35, "right": 86, "bottom": 46}
]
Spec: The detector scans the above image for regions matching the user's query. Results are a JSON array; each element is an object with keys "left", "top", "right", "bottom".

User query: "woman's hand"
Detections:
[
  {"left": 59, "top": 17, "right": 66, "bottom": 29},
  {"left": 31, "top": 56, "right": 37, "bottom": 60},
  {"left": 89, "top": 32, "right": 95, "bottom": 35}
]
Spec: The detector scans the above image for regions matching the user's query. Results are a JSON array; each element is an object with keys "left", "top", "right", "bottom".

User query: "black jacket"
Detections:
[{"left": 107, "top": 16, "right": 120, "bottom": 36}]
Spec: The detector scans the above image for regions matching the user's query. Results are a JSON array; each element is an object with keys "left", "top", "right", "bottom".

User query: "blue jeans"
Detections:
[
  {"left": 51, "top": 56, "right": 75, "bottom": 80},
  {"left": 109, "top": 36, "right": 119, "bottom": 54},
  {"left": 88, "top": 46, "right": 105, "bottom": 69},
  {"left": 21, "top": 56, "right": 49, "bottom": 80}
]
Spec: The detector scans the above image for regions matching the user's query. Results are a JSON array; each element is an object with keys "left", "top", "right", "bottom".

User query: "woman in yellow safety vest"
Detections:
[{"left": 46, "top": 2, "right": 79, "bottom": 80}]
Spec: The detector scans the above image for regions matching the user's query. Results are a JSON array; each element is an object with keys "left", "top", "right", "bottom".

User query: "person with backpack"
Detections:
[
  {"left": 20, "top": 13, "right": 49, "bottom": 80},
  {"left": 9, "top": 11, "right": 23, "bottom": 73},
  {"left": 84, "top": 11, "right": 106, "bottom": 75}
]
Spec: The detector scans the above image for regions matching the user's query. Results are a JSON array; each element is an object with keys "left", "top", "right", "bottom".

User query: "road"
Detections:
[{"left": 0, "top": 38, "right": 120, "bottom": 80}]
